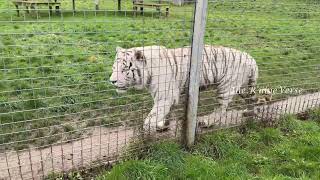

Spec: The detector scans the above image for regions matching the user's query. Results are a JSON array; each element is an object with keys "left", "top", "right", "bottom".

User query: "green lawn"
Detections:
[
  {"left": 97, "top": 109, "right": 320, "bottom": 179},
  {"left": 1, "top": 0, "right": 320, "bottom": 150}
]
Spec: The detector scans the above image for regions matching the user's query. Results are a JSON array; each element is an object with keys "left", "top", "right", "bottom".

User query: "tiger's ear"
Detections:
[
  {"left": 134, "top": 50, "right": 144, "bottom": 60},
  {"left": 116, "top": 46, "right": 123, "bottom": 52}
]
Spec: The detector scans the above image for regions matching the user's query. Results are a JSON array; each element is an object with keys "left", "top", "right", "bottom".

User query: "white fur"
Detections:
[{"left": 110, "top": 45, "right": 258, "bottom": 132}]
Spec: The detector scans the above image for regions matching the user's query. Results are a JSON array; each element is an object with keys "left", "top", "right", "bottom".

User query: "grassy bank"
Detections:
[
  {"left": 97, "top": 108, "right": 320, "bottom": 179},
  {"left": 1, "top": 0, "right": 320, "bottom": 150}
]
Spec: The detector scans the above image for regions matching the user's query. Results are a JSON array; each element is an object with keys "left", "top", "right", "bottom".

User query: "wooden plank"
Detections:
[
  {"left": 13, "top": 1, "right": 61, "bottom": 5},
  {"left": 21, "top": 3, "right": 61, "bottom": 5},
  {"left": 184, "top": 0, "right": 208, "bottom": 148},
  {"left": 133, "top": 3, "right": 168, "bottom": 6}
]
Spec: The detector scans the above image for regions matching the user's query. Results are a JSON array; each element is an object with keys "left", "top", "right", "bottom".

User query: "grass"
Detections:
[
  {"left": 0, "top": 0, "right": 320, "bottom": 150},
  {"left": 96, "top": 108, "right": 320, "bottom": 179}
]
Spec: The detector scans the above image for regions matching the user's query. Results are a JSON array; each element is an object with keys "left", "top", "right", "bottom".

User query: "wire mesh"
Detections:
[
  {"left": 197, "top": 0, "right": 320, "bottom": 132},
  {"left": 0, "top": 0, "right": 320, "bottom": 179}
]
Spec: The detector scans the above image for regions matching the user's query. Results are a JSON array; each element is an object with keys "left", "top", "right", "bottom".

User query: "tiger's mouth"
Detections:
[
  {"left": 115, "top": 86, "right": 128, "bottom": 94},
  {"left": 116, "top": 86, "right": 127, "bottom": 90}
]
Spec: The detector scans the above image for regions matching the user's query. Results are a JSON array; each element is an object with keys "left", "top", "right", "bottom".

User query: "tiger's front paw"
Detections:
[
  {"left": 155, "top": 120, "right": 170, "bottom": 132},
  {"left": 143, "top": 120, "right": 156, "bottom": 133},
  {"left": 143, "top": 120, "right": 169, "bottom": 133}
]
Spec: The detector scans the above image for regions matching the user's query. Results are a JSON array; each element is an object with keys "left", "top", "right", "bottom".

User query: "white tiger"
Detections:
[{"left": 109, "top": 45, "right": 258, "bottom": 131}]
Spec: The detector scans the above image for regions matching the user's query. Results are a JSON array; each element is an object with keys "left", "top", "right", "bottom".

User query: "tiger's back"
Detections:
[{"left": 168, "top": 45, "right": 258, "bottom": 91}]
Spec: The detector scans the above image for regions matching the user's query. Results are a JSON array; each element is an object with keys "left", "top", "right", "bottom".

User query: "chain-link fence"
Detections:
[
  {"left": 0, "top": 0, "right": 319, "bottom": 179},
  {"left": 196, "top": 0, "right": 320, "bottom": 132}
]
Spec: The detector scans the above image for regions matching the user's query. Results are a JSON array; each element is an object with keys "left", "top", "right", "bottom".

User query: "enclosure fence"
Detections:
[{"left": 0, "top": 0, "right": 320, "bottom": 179}]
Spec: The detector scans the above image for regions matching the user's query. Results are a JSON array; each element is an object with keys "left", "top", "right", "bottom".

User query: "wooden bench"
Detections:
[
  {"left": 133, "top": 0, "right": 169, "bottom": 17},
  {"left": 12, "top": 0, "right": 61, "bottom": 16}
]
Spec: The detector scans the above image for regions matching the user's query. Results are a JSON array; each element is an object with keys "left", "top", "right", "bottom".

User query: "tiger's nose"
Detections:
[{"left": 110, "top": 80, "right": 117, "bottom": 85}]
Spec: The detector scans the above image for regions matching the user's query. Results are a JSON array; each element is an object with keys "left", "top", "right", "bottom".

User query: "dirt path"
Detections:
[
  {"left": 0, "top": 92, "right": 319, "bottom": 180},
  {"left": 198, "top": 92, "right": 320, "bottom": 129}
]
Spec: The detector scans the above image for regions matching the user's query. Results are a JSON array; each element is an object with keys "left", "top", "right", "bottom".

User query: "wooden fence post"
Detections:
[
  {"left": 72, "top": 0, "right": 76, "bottom": 13},
  {"left": 184, "top": 0, "right": 208, "bottom": 148}
]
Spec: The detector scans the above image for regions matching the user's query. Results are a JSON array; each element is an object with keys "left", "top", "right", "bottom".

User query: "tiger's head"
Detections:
[{"left": 109, "top": 47, "right": 146, "bottom": 93}]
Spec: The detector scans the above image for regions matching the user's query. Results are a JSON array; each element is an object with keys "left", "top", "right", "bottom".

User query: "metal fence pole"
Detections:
[{"left": 184, "top": 0, "right": 208, "bottom": 148}]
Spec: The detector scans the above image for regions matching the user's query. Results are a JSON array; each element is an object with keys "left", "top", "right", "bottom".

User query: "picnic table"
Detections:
[
  {"left": 12, "top": 0, "right": 122, "bottom": 16},
  {"left": 133, "top": 0, "right": 170, "bottom": 16},
  {"left": 12, "top": 0, "right": 168, "bottom": 16},
  {"left": 12, "top": 0, "right": 61, "bottom": 16}
]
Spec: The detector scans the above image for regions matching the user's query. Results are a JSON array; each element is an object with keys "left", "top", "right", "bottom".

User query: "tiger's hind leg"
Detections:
[
  {"left": 241, "top": 78, "right": 257, "bottom": 118},
  {"left": 198, "top": 89, "right": 235, "bottom": 128},
  {"left": 240, "top": 93, "right": 257, "bottom": 118}
]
